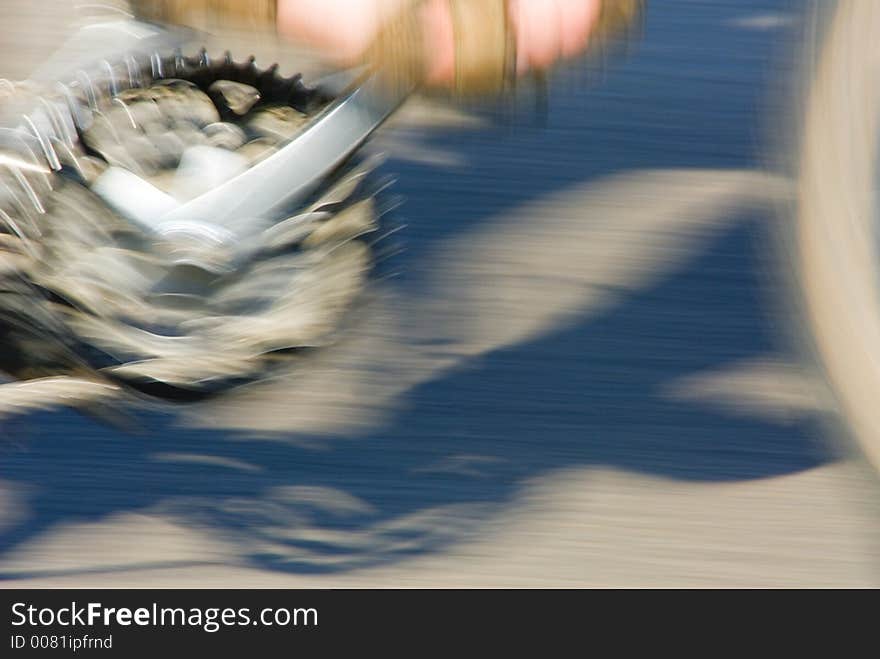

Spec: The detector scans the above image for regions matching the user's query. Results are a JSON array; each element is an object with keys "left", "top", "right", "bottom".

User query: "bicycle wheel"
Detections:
[{"left": 797, "top": 0, "right": 880, "bottom": 468}]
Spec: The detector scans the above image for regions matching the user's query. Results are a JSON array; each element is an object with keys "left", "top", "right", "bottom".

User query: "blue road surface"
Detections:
[{"left": 0, "top": 0, "right": 848, "bottom": 580}]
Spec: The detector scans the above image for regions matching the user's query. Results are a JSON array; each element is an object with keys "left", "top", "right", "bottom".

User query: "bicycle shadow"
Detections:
[{"left": 0, "top": 165, "right": 828, "bottom": 579}]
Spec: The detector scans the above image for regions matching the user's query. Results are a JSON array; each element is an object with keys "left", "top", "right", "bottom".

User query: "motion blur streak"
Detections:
[
  {"left": 1, "top": 0, "right": 880, "bottom": 588},
  {"left": 186, "top": 168, "right": 789, "bottom": 436}
]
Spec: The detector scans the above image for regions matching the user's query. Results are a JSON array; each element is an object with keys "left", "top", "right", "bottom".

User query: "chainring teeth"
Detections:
[{"left": 0, "top": 49, "right": 392, "bottom": 403}]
